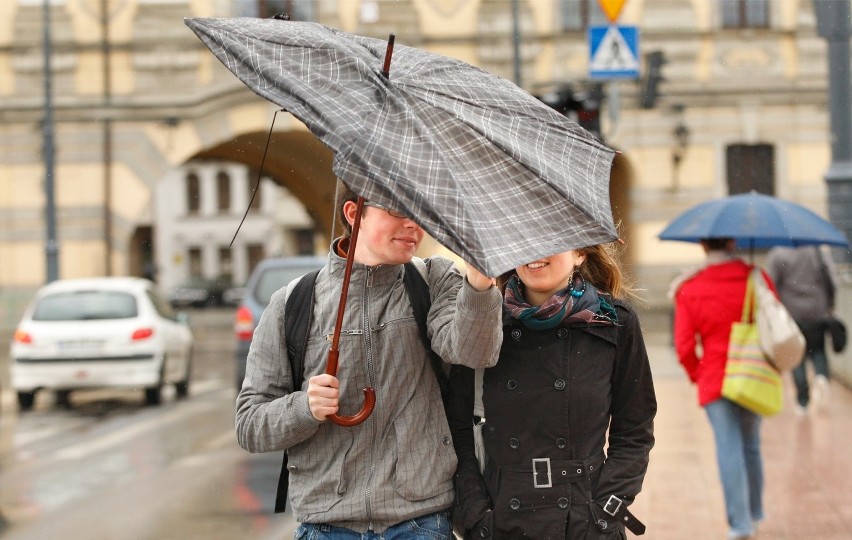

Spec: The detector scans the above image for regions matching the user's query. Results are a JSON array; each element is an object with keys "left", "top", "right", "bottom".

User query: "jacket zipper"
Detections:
[{"left": 364, "top": 266, "right": 377, "bottom": 530}]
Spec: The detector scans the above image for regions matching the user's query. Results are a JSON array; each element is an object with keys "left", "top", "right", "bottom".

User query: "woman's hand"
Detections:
[{"left": 465, "top": 265, "right": 496, "bottom": 292}]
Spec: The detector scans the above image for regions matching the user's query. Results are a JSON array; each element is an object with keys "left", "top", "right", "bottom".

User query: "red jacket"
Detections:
[{"left": 673, "top": 259, "right": 776, "bottom": 406}]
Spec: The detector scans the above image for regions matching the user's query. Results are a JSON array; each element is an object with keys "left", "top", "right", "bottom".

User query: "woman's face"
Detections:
[{"left": 515, "top": 250, "right": 586, "bottom": 305}]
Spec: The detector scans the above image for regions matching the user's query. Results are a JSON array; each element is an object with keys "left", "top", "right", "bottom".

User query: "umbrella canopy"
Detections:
[
  {"left": 185, "top": 17, "right": 618, "bottom": 277},
  {"left": 658, "top": 191, "right": 849, "bottom": 249}
]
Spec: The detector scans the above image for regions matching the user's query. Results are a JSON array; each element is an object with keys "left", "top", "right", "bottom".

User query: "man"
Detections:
[
  {"left": 765, "top": 245, "right": 837, "bottom": 413},
  {"left": 235, "top": 184, "right": 503, "bottom": 538}
]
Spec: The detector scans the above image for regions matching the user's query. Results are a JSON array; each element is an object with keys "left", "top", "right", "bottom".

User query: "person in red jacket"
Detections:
[{"left": 672, "top": 237, "right": 775, "bottom": 540}]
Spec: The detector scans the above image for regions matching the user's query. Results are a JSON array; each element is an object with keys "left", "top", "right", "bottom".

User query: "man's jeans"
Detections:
[
  {"left": 705, "top": 398, "right": 764, "bottom": 538},
  {"left": 294, "top": 511, "right": 451, "bottom": 540}
]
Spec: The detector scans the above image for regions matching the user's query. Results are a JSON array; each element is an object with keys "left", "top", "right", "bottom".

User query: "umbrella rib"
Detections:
[{"left": 229, "top": 109, "right": 279, "bottom": 247}]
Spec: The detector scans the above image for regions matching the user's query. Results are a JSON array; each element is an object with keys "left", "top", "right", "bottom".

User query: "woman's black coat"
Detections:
[{"left": 449, "top": 300, "right": 656, "bottom": 539}]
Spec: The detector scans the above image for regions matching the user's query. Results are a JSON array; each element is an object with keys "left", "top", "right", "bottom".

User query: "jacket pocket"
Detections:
[
  {"left": 391, "top": 412, "right": 457, "bottom": 501},
  {"left": 287, "top": 430, "right": 354, "bottom": 514}
]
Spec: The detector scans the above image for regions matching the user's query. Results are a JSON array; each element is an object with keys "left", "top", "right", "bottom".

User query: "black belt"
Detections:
[{"left": 594, "top": 494, "right": 646, "bottom": 536}]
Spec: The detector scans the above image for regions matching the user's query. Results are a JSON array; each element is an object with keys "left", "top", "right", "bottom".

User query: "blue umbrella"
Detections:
[{"left": 658, "top": 192, "right": 849, "bottom": 249}]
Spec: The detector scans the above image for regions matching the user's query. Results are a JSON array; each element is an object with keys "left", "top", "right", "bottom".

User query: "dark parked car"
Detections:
[
  {"left": 168, "top": 276, "right": 236, "bottom": 308},
  {"left": 234, "top": 256, "right": 326, "bottom": 390}
]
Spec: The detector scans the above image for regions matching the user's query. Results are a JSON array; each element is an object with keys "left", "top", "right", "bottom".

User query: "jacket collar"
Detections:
[
  {"left": 504, "top": 314, "right": 619, "bottom": 346},
  {"left": 328, "top": 238, "right": 405, "bottom": 287}
]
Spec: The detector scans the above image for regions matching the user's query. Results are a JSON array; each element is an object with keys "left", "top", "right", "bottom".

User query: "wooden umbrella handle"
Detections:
[
  {"left": 326, "top": 350, "right": 376, "bottom": 427},
  {"left": 326, "top": 33, "right": 395, "bottom": 427},
  {"left": 326, "top": 197, "right": 376, "bottom": 427}
]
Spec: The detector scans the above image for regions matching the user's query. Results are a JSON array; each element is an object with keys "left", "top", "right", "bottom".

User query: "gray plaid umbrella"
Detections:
[{"left": 185, "top": 17, "right": 617, "bottom": 277}]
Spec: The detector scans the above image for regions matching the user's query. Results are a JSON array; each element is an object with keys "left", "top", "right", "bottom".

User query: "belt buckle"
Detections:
[
  {"left": 603, "top": 494, "right": 622, "bottom": 516},
  {"left": 532, "top": 458, "right": 552, "bottom": 488}
]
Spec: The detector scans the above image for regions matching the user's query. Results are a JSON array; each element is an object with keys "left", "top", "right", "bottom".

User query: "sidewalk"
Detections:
[{"left": 634, "top": 340, "right": 852, "bottom": 539}]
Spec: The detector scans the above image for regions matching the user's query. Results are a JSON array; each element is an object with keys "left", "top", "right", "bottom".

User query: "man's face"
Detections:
[{"left": 345, "top": 202, "right": 424, "bottom": 266}]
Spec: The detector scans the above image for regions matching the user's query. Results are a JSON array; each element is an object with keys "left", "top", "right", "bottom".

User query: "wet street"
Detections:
[
  {"left": 0, "top": 309, "right": 298, "bottom": 540},
  {"left": 2, "top": 308, "right": 852, "bottom": 539}
]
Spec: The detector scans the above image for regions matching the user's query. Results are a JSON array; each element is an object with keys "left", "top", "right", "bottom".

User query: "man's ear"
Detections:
[{"left": 342, "top": 200, "right": 360, "bottom": 227}]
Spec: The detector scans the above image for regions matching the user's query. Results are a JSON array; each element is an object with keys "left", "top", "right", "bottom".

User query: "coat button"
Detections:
[
  {"left": 509, "top": 498, "right": 521, "bottom": 510},
  {"left": 509, "top": 437, "right": 520, "bottom": 449},
  {"left": 556, "top": 438, "right": 566, "bottom": 449},
  {"left": 554, "top": 379, "right": 566, "bottom": 390},
  {"left": 442, "top": 436, "right": 451, "bottom": 445},
  {"left": 557, "top": 328, "right": 569, "bottom": 339},
  {"left": 476, "top": 526, "right": 490, "bottom": 538},
  {"left": 511, "top": 328, "right": 522, "bottom": 340},
  {"left": 506, "top": 379, "right": 518, "bottom": 390},
  {"left": 558, "top": 497, "right": 569, "bottom": 509},
  {"left": 288, "top": 464, "right": 298, "bottom": 471}
]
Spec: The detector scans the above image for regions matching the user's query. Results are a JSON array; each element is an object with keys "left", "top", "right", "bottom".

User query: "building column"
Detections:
[{"left": 816, "top": 0, "right": 852, "bottom": 261}]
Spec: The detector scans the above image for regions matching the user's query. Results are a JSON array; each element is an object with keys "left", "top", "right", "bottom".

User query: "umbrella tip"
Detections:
[{"left": 272, "top": 12, "right": 291, "bottom": 21}]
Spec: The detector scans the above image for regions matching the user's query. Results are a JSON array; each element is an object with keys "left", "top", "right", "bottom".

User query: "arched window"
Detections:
[
  {"left": 247, "top": 174, "right": 262, "bottom": 210},
  {"left": 186, "top": 172, "right": 200, "bottom": 214},
  {"left": 726, "top": 144, "right": 774, "bottom": 196},
  {"left": 217, "top": 170, "right": 231, "bottom": 213},
  {"left": 560, "top": 0, "right": 607, "bottom": 32},
  {"left": 720, "top": 0, "right": 769, "bottom": 29}
]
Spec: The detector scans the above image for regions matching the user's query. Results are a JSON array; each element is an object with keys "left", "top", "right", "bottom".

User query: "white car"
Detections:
[{"left": 10, "top": 277, "right": 194, "bottom": 411}]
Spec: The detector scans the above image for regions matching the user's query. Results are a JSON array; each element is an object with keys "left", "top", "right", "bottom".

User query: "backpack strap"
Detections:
[
  {"left": 274, "top": 268, "right": 320, "bottom": 514},
  {"left": 285, "top": 269, "right": 321, "bottom": 392},
  {"left": 403, "top": 260, "right": 450, "bottom": 401}
]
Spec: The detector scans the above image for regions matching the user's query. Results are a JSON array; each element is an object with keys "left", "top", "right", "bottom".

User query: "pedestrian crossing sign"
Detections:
[{"left": 588, "top": 25, "right": 640, "bottom": 80}]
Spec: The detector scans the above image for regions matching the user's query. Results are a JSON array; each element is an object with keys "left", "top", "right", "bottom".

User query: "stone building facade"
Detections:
[{"left": 0, "top": 0, "right": 839, "bottom": 317}]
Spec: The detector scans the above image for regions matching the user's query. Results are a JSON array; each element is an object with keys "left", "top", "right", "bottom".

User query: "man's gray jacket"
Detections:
[
  {"left": 235, "top": 252, "right": 503, "bottom": 533},
  {"left": 765, "top": 245, "right": 835, "bottom": 322}
]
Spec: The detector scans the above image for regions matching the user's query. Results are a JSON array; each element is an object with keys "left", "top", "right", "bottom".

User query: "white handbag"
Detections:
[{"left": 752, "top": 268, "right": 806, "bottom": 372}]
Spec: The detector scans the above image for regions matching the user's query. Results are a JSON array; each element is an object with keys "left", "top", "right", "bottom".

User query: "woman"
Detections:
[
  {"left": 672, "top": 238, "right": 771, "bottom": 539},
  {"left": 449, "top": 243, "right": 656, "bottom": 539}
]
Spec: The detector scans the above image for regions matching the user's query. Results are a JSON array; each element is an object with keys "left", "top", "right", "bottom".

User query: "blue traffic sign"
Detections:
[{"left": 589, "top": 25, "right": 640, "bottom": 79}]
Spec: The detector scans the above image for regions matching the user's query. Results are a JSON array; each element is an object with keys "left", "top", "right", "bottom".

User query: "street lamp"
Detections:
[
  {"left": 670, "top": 104, "right": 690, "bottom": 191},
  {"left": 43, "top": 0, "right": 59, "bottom": 282}
]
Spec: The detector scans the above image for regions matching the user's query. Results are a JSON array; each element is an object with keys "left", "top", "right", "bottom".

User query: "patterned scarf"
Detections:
[{"left": 504, "top": 274, "right": 617, "bottom": 330}]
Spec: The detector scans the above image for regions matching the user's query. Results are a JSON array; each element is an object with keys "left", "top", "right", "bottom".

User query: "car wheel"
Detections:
[
  {"left": 145, "top": 363, "right": 165, "bottom": 406},
  {"left": 175, "top": 349, "right": 192, "bottom": 399},
  {"left": 17, "top": 391, "right": 36, "bottom": 412},
  {"left": 55, "top": 390, "right": 72, "bottom": 409}
]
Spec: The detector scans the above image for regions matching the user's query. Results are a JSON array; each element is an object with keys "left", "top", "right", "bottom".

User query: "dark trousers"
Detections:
[{"left": 792, "top": 319, "right": 830, "bottom": 407}]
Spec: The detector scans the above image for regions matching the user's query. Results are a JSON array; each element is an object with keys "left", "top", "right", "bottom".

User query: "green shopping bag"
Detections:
[{"left": 721, "top": 273, "right": 783, "bottom": 416}]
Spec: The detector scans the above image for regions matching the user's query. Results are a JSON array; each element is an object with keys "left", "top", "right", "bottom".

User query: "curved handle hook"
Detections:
[
  {"left": 328, "top": 388, "right": 376, "bottom": 427},
  {"left": 325, "top": 350, "right": 375, "bottom": 427}
]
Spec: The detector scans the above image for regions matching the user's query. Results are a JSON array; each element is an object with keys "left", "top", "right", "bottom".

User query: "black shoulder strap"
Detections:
[
  {"left": 284, "top": 269, "right": 321, "bottom": 391},
  {"left": 403, "top": 262, "right": 450, "bottom": 401},
  {"left": 274, "top": 268, "right": 320, "bottom": 514},
  {"left": 815, "top": 246, "right": 836, "bottom": 309}
]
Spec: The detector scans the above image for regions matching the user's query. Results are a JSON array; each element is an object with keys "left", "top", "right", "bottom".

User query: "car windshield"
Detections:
[
  {"left": 32, "top": 291, "right": 138, "bottom": 321},
  {"left": 255, "top": 266, "right": 321, "bottom": 306}
]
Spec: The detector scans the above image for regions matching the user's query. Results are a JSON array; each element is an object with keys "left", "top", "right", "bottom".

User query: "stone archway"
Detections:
[
  {"left": 609, "top": 151, "right": 636, "bottom": 268},
  {"left": 193, "top": 129, "right": 338, "bottom": 238}
]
